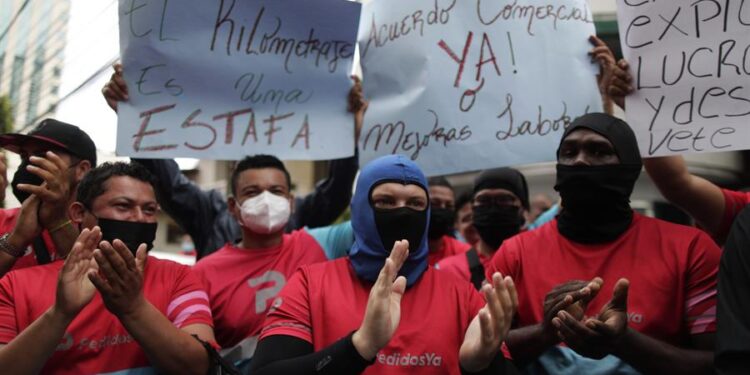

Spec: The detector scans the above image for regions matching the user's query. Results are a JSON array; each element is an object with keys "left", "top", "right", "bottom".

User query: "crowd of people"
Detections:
[{"left": 0, "top": 32, "right": 746, "bottom": 375}]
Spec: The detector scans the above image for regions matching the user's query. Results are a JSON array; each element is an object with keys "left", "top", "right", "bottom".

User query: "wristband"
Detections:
[{"left": 0, "top": 233, "right": 26, "bottom": 258}]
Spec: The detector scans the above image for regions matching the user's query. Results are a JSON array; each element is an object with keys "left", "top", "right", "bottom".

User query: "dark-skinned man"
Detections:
[
  {"left": 486, "top": 113, "right": 720, "bottom": 375},
  {"left": 426, "top": 176, "right": 471, "bottom": 266}
]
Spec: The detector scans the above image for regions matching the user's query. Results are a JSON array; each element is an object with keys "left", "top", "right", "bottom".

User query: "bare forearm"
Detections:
[
  {"left": 614, "top": 329, "right": 713, "bottom": 375},
  {"left": 505, "top": 325, "right": 556, "bottom": 366},
  {"left": 0, "top": 306, "right": 72, "bottom": 374},
  {"left": 119, "top": 301, "right": 209, "bottom": 375}
]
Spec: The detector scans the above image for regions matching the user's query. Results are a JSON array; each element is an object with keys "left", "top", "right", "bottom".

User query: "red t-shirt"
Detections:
[
  {"left": 260, "top": 258, "right": 508, "bottom": 374},
  {"left": 0, "top": 208, "right": 59, "bottom": 271},
  {"left": 718, "top": 188, "right": 750, "bottom": 240},
  {"left": 435, "top": 249, "right": 491, "bottom": 283},
  {"left": 0, "top": 257, "right": 213, "bottom": 375},
  {"left": 193, "top": 230, "right": 327, "bottom": 353},
  {"left": 487, "top": 214, "right": 720, "bottom": 346},
  {"left": 428, "top": 235, "right": 471, "bottom": 266}
]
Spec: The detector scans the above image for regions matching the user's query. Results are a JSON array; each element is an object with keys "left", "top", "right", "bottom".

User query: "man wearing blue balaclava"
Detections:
[{"left": 250, "top": 155, "right": 519, "bottom": 375}]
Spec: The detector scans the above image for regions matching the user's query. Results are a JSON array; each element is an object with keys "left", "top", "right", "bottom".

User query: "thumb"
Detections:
[
  {"left": 135, "top": 244, "right": 148, "bottom": 272},
  {"left": 611, "top": 278, "right": 629, "bottom": 311},
  {"left": 391, "top": 276, "right": 407, "bottom": 302}
]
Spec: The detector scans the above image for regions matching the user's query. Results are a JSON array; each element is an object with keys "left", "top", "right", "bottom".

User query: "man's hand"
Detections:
[
  {"left": 589, "top": 35, "right": 616, "bottom": 96},
  {"left": 553, "top": 278, "right": 629, "bottom": 359},
  {"left": 102, "top": 63, "right": 128, "bottom": 112},
  {"left": 607, "top": 59, "right": 633, "bottom": 110},
  {"left": 89, "top": 239, "right": 148, "bottom": 319},
  {"left": 541, "top": 278, "right": 602, "bottom": 344},
  {"left": 348, "top": 75, "right": 368, "bottom": 144},
  {"left": 352, "top": 240, "right": 409, "bottom": 360},
  {"left": 459, "top": 272, "right": 518, "bottom": 372},
  {"left": 7, "top": 194, "right": 43, "bottom": 251},
  {"left": 55, "top": 227, "right": 101, "bottom": 320},
  {"left": 16, "top": 152, "right": 73, "bottom": 229}
]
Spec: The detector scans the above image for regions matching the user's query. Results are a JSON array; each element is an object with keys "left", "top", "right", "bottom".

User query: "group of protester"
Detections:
[{"left": 0, "top": 33, "right": 745, "bottom": 375}]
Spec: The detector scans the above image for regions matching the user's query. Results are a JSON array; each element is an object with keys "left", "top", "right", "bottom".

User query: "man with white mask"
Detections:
[{"left": 192, "top": 154, "right": 351, "bottom": 373}]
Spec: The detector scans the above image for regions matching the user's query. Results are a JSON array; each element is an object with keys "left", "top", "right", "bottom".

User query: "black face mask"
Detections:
[
  {"left": 428, "top": 207, "right": 456, "bottom": 240},
  {"left": 11, "top": 159, "right": 44, "bottom": 203},
  {"left": 373, "top": 207, "right": 427, "bottom": 253},
  {"left": 472, "top": 204, "right": 524, "bottom": 250},
  {"left": 555, "top": 164, "right": 641, "bottom": 244},
  {"left": 98, "top": 218, "right": 157, "bottom": 255}
]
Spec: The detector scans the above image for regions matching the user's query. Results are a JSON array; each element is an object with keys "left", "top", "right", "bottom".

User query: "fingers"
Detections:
[
  {"left": 588, "top": 34, "right": 606, "bottom": 47},
  {"left": 581, "top": 277, "right": 603, "bottom": 304},
  {"left": 611, "top": 278, "right": 629, "bottom": 310},
  {"left": 111, "top": 239, "right": 137, "bottom": 270},
  {"left": 88, "top": 269, "right": 113, "bottom": 295},
  {"left": 95, "top": 241, "right": 131, "bottom": 286},
  {"left": 391, "top": 275, "right": 406, "bottom": 300},
  {"left": 135, "top": 244, "right": 148, "bottom": 273},
  {"left": 388, "top": 240, "right": 409, "bottom": 275},
  {"left": 478, "top": 308, "right": 494, "bottom": 343}
]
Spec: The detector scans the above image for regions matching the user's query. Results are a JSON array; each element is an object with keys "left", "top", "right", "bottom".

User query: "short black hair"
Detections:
[
  {"left": 76, "top": 162, "right": 157, "bottom": 209},
  {"left": 231, "top": 154, "right": 291, "bottom": 195},
  {"left": 427, "top": 176, "right": 453, "bottom": 191}
]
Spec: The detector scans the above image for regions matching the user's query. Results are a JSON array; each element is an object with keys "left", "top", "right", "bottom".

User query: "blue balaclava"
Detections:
[{"left": 349, "top": 155, "right": 430, "bottom": 287}]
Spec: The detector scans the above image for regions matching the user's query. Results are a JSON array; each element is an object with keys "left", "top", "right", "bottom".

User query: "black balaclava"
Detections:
[
  {"left": 427, "top": 176, "right": 455, "bottom": 240},
  {"left": 471, "top": 168, "right": 529, "bottom": 250},
  {"left": 554, "top": 113, "right": 642, "bottom": 244}
]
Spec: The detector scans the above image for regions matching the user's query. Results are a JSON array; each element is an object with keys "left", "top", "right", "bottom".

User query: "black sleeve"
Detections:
[
  {"left": 249, "top": 333, "right": 372, "bottom": 375},
  {"left": 460, "top": 354, "right": 519, "bottom": 375},
  {"left": 716, "top": 205, "right": 750, "bottom": 375},
  {"left": 289, "top": 153, "right": 358, "bottom": 230}
]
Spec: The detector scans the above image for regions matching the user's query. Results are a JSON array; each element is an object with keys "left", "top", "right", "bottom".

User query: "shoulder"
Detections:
[
  {"left": 633, "top": 214, "right": 711, "bottom": 243},
  {"left": 145, "top": 256, "right": 193, "bottom": 277},
  {"left": 193, "top": 244, "right": 233, "bottom": 270},
  {"left": 0, "top": 207, "right": 20, "bottom": 231}
]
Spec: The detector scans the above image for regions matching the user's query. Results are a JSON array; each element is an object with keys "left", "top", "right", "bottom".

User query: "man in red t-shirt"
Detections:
[
  {"left": 0, "top": 162, "right": 216, "bottom": 374},
  {"left": 437, "top": 168, "right": 529, "bottom": 290},
  {"left": 0, "top": 119, "right": 97, "bottom": 277},
  {"left": 487, "top": 113, "right": 720, "bottom": 374},
  {"left": 425, "top": 176, "right": 471, "bottom": 266}
]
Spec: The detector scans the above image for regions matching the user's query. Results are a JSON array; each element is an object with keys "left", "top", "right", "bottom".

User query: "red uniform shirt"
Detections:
[
  {"left": 718, "top": 189, "right": 750, "bottom": 240},
  {"left": 0, "top": 257, "right": 213, "bottom": 375},
  {"left": 487, "top": 214, "right": 720, "bottom": 346},
  {"left": 193, "top": 230, "right": 327, "bottom": 354},
  {"left": 260, "top": 258, "right": 507, "bottom": 374},
  {"left": 435, "top": 249, "right": 491, "bottom": 283},
  {"left": 0, "top": 208, "right": 59, "bottom": 270},
  {"left": 428, "top": 235, "right": 470, "bottom": 266}
]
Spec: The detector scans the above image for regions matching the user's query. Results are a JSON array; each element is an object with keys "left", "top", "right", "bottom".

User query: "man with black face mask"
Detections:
[
  {"left": 486, "top": 113, "right": 721, "bottom": 374},
  {"left": 437, "top": 168, "right": 528, "bottom": 290},
  {"left": 426, "top": 176, "right": 471, "bottom": 266},
  {"left": 0, "top": 162, "right": 217, "bottom": 374},
  {"left": 0, "top": 119, "right": 95, "bottom": 277}
]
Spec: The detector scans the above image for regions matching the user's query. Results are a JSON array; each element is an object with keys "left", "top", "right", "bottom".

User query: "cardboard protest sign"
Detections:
[
  {"left": 116, "top": 0, "right": 361, "bottom": 160},
  {"left": 617, "top": 0, "right": 750, "bottom": 157},
  {"left": 357, "top": 0, "right": 602, "bottom": 176}
]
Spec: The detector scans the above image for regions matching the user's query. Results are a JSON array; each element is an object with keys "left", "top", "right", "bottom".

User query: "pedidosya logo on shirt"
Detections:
[{"left": 377, "top": 352, "right": 443, "bottom": 367}]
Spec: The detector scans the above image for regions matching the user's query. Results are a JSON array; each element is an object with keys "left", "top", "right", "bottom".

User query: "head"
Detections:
[
  {"left": 554, "top": 112, "right": 642, "bottom": 243},
  {"left": 426, "top": 176, "right": 456, "bottom": 240},
  {"left": 0, "top": 119, "right": 96, "bottom": 203},
  {"left": 454, "top": 191, "right": 480, "bottom": 245},
  {"left": 350, "top": 155, "right": 430, "bottom": 287},
  {"left": 69, "top": 162, "right": 158, "bottom": 253},
  {"left": 228, "top": 155, "right": 295, "bottom": 235},
  {"left": 471, "top": 168, "right": 529, "bottom": 250}
]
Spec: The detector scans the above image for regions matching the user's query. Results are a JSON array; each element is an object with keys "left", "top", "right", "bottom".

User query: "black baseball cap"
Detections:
[{"left": 0, "top": 118, "right": 97, "bottom": 166}]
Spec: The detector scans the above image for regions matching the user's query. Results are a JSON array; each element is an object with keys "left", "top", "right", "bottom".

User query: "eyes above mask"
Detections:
[{"left": 236, "top": 190, "right": 291, "bottom": 234}]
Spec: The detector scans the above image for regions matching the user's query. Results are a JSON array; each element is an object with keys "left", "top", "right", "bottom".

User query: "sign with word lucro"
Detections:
[
  {"left": 617, "top": 1, "right": 750, "bottom": 157},
  {"left": 357, "top": 0, "right": 602, "bottom": 176},
  {"left": 116, "top": 0, "right": 361, "bottom": 160}
]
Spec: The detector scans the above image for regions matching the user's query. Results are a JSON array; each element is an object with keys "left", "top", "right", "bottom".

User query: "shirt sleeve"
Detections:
[
  {"left": 259, "top": 268, "right": 313, "bottom": 343},
  {"left": 0, "top": 274, "right": 17, "bottom": 343},
  {"left": 166, "top": 266, "right": 214, "bottom": 329},
  {"left": 716, "top": 189, "right": 750, "bottom": 242},
  {"left": 684, "top": 231, "right": 721, "bottom": 335},
  {"left": 306, "top": 221, "right": 354, "bottom": 260}
]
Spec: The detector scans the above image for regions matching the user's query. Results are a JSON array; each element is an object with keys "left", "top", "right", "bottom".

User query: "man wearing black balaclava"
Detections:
[
  {"left": 0, "top": 119, "right": 96, "bottom": 277},
  {"left": 425, "top": 176, "right": 471, "bottom": 266},
  {"left": 485, "top": 113, "right": 721, "bottom": 374},
  {"left": 436, "top": 168, "right": 528, "bottom": 291}
]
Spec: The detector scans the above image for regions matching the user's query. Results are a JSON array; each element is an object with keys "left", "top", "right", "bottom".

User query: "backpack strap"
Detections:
[{"left": 465, "top": 248, "right": 484, "bottom": 291}]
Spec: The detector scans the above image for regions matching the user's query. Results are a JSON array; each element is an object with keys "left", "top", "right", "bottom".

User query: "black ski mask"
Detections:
[
  {"left": 471, "top": 168, "right": 529, "bottom": 249},
  {"left": 11, "top": 159, "right": 43, "bottom": 203},
  {"left": 428, "top": 207, "right": 456, "bottom": 240},
  {"left": 555, "top": 113, "right": 642, "bottom": 244},
  {"left": 98, "top": 218, "right": 157, "bottom": 254},
  {"left": 373, "top": 206, "right": 428, "bottom": 254}
]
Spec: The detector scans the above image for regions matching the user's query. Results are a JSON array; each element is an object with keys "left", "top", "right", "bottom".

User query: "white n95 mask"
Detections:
[{"left": 238, "top": 191, "right": 291, "bottom": 234}]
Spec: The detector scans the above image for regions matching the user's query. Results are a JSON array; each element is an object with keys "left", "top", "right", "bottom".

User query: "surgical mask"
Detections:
[
  {"left": 98, "top": 217, "right": 157, "bottom": 255},
  {"left": 472, "top": 204, "right": 524, "bottom": 250},
  {"left": 373, "top": 206, "right": 428, "bottom": 254},
  {"left": 427, "top": 207, "right": 456, "bottom": 240},
  {"left": 237, "top": 191, "right": 291, "bottom": 234},
  {"left": 11, "top": 159, "right": 43, "bottom": 203}
]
